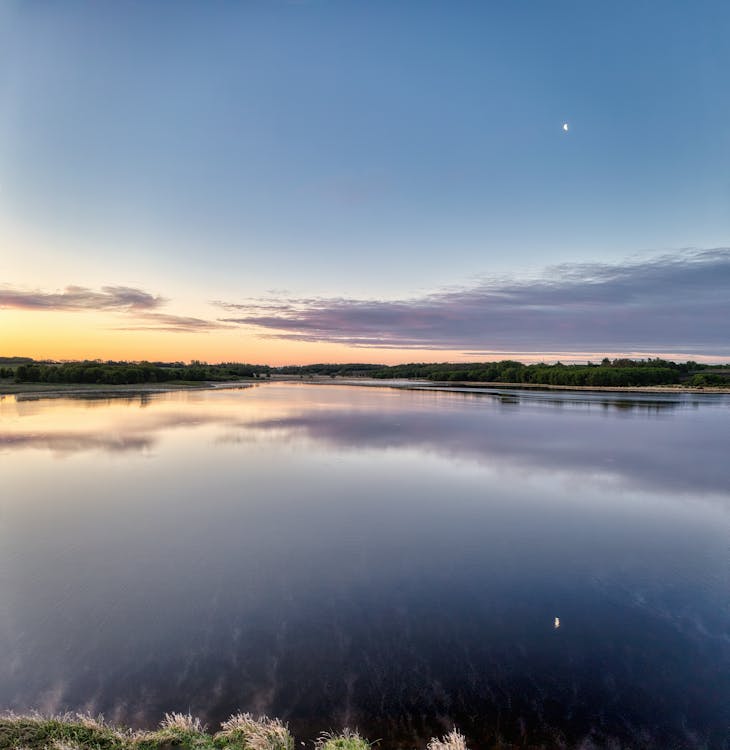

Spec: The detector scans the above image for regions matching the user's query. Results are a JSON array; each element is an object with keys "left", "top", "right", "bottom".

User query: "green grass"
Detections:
[
  {"left": 214, "top": 714, "right": 292, "bottom": 750},
  {"left": 0, "top": 714, "right": 469, "bottom": 750},
  {"left": 134, "top": 713, "right": 212, "bottom": 750},
  {"left": 315, "top": 730, "right": 370, "bottom": 750},
  {"left": 0, "top": 713, "right": 130, "bottom": 750}
]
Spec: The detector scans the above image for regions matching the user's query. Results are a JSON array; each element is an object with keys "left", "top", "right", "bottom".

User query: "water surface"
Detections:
[{"left": 1, "top": 383, "right": 728, "bottom": 749}]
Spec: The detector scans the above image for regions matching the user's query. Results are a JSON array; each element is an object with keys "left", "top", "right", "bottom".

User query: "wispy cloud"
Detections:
[
  {"left": 216, "top": 249, "right": 730, "bottom": 357},
  {"left": 0, "top": 285, "right": 164, "bottom": 312},
  {"left": 0, "top": 284, "right": 223, "bottom": 333},
  {"left": 113, "top": 312, "right": 228, "bottom": 333}
]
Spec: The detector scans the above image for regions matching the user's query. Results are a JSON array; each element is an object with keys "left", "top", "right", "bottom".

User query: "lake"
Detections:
[{"left": 1, "top": 382, "right": 728, "bottom": 749}]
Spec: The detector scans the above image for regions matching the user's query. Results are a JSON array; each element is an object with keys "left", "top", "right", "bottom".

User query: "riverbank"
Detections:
[
  {"left": 0, "top": 380, "right": 256, "bottom": 399},
  {"left": 0, "top": 713, "right": 464, "bottom": 750},
  {"left": 276, "top": 375, "right": 730, "bottom": 395},
  {"left": 1, "top": 376, "right": 729, "bottom": 400}
]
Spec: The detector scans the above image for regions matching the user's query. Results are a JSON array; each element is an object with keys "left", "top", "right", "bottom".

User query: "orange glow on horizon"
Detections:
[{"left": 1, "top": 310, "right": 725, "bottom": 366}]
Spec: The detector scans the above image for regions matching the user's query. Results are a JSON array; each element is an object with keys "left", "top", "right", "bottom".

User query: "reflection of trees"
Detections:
[{"left": 399, "top": 385, "right": 689, "bottom": 412}]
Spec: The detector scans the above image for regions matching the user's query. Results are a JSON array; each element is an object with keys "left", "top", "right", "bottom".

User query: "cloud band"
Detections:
[{"left": 217, "top": 249, "right": 730, "bottom": 357}]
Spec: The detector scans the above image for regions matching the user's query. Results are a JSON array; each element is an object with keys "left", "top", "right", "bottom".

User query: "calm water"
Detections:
[{"left": 1, "top": 383, "right": 728, "bottom": 749}]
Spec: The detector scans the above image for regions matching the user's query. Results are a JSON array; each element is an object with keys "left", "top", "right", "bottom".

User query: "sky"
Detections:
[{"left": 1, "top": 0, "right": 728, "bottom": 364}]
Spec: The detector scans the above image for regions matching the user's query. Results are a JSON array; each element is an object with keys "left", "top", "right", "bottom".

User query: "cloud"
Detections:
[
  {"left": 0, "top": 285, "right": 164, "bottom": 312},
  {"left": 113, "top": 312, "right": 228, "bottom": 333},
  {"left": 0, "top": 284, "right": 223, "bottom": 333},
  {"left": 217, "top": 249, "right": 730, "bottom": 357}
]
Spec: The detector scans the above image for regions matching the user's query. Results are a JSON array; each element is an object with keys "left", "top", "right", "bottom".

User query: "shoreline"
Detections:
[
  {"left": 0, "top": 380, "right": 257, "bottom": 400},
  {"left": 1, "top": 376, "right": 729, "bottom": 400},
  {"left": 0, "top": 712, "right": 374, "bottom": 750},
  {"left": 275, "top": 375, "right": 730, "bottom": 395}
]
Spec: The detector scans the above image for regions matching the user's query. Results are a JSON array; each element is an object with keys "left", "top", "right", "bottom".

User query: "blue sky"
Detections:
[{"left": 1, "top": 1, "right": 728, "bottom": 362}]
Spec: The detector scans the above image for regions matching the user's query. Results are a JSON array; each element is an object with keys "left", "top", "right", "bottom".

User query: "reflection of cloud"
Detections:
[
  {"left": 216, "top": 249, "right": 730, "bottom": 356},
  {"left": 0, "top": 285, "right": 164, "bottom": 312},
  {"left": 0, "top": 405, "right": 240, "bottom": 455},
  {"left": 3, "top": 385, "right": 728, "bottom": 497},
  {"left": 0, "top": 432, "right": 153, "bottom": 454},
  {"left": 241, "top": 394, "right": 730, "bottom": 496}
]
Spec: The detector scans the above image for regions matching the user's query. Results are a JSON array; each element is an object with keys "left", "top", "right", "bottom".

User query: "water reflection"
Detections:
[
  {"left": 242, "top": 403, "right": 730, "bottom": 497},
  {"left": 0, "top": 384, "right": 728, "bottom": 749},
  {"left": 424, "top": 386, "right": 690, "bottom": 407},
  {"left": 339, "top": 380, "right": 720, "bottom": 411},
  {"left": 3, "top": 383, "right": 727, "bottom": 497}
]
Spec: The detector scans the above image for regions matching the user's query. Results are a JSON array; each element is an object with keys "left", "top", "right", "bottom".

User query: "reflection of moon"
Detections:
[
  {"left": 554, "top": 616, "right": 560, "bottom": 628},
  {"left": 562, "top": 123, "right": 569, "bottom": 132}
]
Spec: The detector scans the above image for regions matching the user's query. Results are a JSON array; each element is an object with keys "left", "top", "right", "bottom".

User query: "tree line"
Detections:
[
  {"left": 11, "top": 361, "right": 269, "bottom": 385},
  {"left": 4, "top": 357, "right": 729, "bottom": 387},
  {"left": 366, "top": 358, "right": 730, "bottom": 387}
]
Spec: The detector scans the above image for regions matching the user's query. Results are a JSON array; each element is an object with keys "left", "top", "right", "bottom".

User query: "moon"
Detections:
[{"left": 562, "top": 122, "right": 569, "bottom": 132}]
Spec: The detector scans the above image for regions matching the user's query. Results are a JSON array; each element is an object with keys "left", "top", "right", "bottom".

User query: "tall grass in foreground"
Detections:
[
  {"left": 426, "top": 730, "right": 468, "bottom": 750},
  {"left": 134, "top": 713, "right": 210, "bottom": 750},
  {"left": 216, "top": 714, "right": 292, "bottom": 750},
  {"left": 315, "top": 729, "right": 370, "bottom": 750},
  {"left": 0, "top": 712, "right": 130, "bottom": 750},
  {"left": 0, "top": 713, "right": 469, "bottom": 750}
]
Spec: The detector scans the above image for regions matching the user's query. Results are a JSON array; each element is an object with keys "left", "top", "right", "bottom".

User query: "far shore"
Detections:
[
  {"left": 282, "top": 375, "right": 730, "bottom": 394},
  {"left": 2, "top": 376, "right": 729, "bottom": 400}
]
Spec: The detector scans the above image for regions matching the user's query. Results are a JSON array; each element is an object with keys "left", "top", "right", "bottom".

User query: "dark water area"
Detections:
[{"left": 1, "top": 383, "right": 728, "bottom": 749}]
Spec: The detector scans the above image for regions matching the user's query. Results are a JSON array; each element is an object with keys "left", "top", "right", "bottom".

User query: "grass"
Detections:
[
  {"left": 0, "top": 714, "right": 468, "bottom": 750},
  {"left": 215, "top": 714, "right": 292, "bottom": 750},
  {"left": 426, "top": 731, "right": 468, "bottom": 750},
  {"left": 0, "top": 713, "right": 129, "bottom": 750},
  {"left": 134, "top": 713, "right": 211, "bottom": 750},
  {"left": 315, "top": 730, "right": 370, "bottom": 750}
]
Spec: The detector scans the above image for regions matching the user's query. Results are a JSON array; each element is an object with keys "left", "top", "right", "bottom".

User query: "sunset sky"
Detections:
[{"left": 1, "top": 1, "right": 729, "bottom": 364}]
